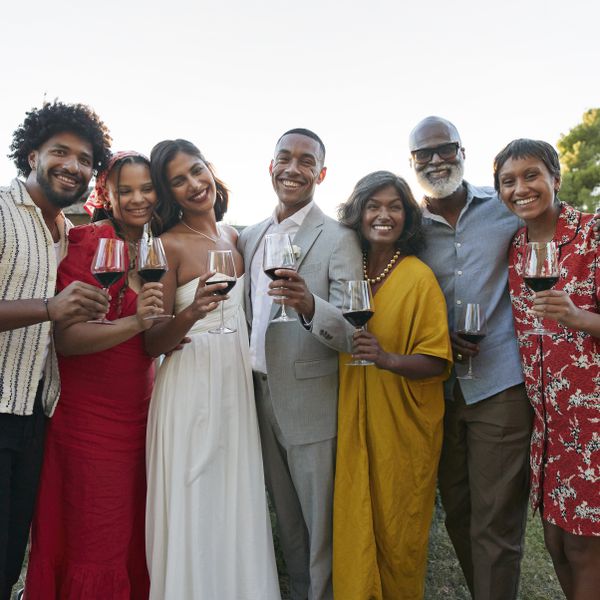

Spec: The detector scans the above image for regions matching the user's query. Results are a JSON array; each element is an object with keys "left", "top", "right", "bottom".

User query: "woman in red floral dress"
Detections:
[{"left": 494, "top": 138, "right": 600, "bottom": 600}]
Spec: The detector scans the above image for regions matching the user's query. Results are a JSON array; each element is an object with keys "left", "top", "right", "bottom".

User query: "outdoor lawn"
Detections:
[{"left": 13, "top": 493, "right": 564, "bottom": 599}]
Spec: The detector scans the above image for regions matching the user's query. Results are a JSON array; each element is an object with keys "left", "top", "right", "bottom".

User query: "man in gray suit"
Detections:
[{"left": 238, "top": 128, "right": 362, "bottom": 600}]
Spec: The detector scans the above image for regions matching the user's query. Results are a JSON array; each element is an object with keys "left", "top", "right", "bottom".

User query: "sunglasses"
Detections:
[{"left": 411, "top": 142, "right": 460, "bottom": 165}]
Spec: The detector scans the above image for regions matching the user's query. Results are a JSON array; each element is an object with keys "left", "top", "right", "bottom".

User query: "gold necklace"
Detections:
[
  {"left": 363, "top": 249, "right": 401, "bottom": 284},
  {"left": 181, "top": 219, "right": 221, "bottom": 243}
]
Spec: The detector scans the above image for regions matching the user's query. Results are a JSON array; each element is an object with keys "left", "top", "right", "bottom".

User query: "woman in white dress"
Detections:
[{"left": 144, "top": 139, "right": 280, "bottom": 600}]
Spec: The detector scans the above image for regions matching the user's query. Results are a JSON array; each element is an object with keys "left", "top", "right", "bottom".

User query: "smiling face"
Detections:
[
  {"left": 166, "top": 151, "right": 217, "bottom": 217},
  {"left": 29, "top": 131, "right": 94, "bottom": 208},
  {"left": 409, "top": 119, "right": 465, "bottom": 199},
  {"left": 107, "top": 161, "right": 157, "bottom": 231},
  {"left": 497, "top": 155, "right": 560, "bottom": 222},
  {"left": 270, "top": 133, "right": 326, "bottom": 218},
  {"left": 360, "top": 184, "right": 406, "bottom": 248}
]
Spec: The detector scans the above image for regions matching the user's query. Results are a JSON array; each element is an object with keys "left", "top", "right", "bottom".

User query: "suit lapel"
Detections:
[
  {"left": 292, "top": 204, "right": 324, "bottom": 271},
  {"left": 267, "top": 204, "right": 325, "bottom": 321}
]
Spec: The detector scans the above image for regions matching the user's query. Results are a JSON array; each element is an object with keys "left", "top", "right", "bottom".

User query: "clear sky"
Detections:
[{"left": 1, "top": 0, "right": 598, "bottom": 224}]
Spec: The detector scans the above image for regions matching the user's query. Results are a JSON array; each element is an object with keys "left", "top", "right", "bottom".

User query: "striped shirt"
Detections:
[{"left": 0, "top": 178, "right": 68, "bottom": 416}]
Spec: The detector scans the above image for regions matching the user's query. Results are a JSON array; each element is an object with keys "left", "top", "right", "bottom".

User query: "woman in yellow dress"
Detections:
[{"left": 334, "top": 171, "right": 453, "bottom": 600}]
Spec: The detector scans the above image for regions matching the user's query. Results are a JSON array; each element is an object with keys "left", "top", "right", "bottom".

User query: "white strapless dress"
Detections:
[{"left": 146, "top": 275, "right": 280, "bottom": 599}]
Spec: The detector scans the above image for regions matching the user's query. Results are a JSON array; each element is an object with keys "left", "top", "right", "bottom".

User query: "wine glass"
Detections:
[
  {"left": 90, "top": 238, "right": 125, "bottom": 324},
  {"left": 522, "top": 241, "right": 559, "bottom": 336},
  {"left": 137, "top": 236, "right": 172, "bottom": 320},
  {"left": 206, "top": 249, "right": 237, "bottom": 334},
  {"left": 263, "top": 233, "right": 297, "bottom": 323},
  {"left": 455, "top": 303, "right": 487, "bottom": 380},
  {"left": 342, "top": 280, "right": 375, "bottom": 366}
]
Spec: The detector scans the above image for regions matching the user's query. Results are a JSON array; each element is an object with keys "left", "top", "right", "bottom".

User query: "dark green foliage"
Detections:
[{"left": 558, "top": 108, "right": 600, "bottom": 212}]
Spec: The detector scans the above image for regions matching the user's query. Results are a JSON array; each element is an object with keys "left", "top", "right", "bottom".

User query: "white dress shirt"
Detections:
[{"left": 249, "top": 201, "right": 314, "bottom": 374}]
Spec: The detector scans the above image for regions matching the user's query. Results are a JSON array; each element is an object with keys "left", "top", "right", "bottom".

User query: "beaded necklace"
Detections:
[{"left": 362, "top": 249, "right": 402, "bottom": 285}]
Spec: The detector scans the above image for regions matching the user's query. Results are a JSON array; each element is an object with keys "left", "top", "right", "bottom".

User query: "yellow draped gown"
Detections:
[{"left": 333, "top": 256, "right": 452, "bottom": 600}]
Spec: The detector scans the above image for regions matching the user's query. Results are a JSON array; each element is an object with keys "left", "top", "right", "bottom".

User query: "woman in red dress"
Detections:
[
  {"left": 494, "top": 139, "right": 600, "bottom": 600},
  {"left": 24, "top": 152, "right": 163, "bottom": 599}
]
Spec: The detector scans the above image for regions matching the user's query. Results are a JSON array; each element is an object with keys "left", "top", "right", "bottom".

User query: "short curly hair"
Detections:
[{"left": 8, "top": 101, "right": 112, "bottom": 178}]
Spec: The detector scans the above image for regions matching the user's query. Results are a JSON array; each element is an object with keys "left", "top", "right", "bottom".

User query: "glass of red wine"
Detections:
[
  {"left": 263, "top": 233, "right": 297, "bottom": 323},
  {"left": 137, "top": 236, "right": 172, "bottom": 320},
  {"left": 90, "top": 237, "right": 125, "bottom": 324},
  {"left": 456, "top": 303, "right": 487, "bottom": 380},
  {"left": 342, "top": 280, "right": 375, "bottom": 366},
  {"left": 206, "top": 249, "right": 237, "bottom": 334},
  {"left": 522, "top": 241, "right": 559, "bottom": 336}
]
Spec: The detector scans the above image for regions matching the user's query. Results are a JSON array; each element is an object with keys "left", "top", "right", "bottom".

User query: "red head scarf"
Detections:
[{"left": 83, "top": 150, "right": 149, "bottom": 217}]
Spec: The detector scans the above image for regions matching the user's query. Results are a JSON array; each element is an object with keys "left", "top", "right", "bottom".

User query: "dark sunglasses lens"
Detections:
[
  {"left": 437, "top": 143, "right": 459, "bottom": 159},
  {"left": 414, "top": 149, "right": 433, "bottom": 163},
  {"left": 413, "top": 143, "right": 458, "bottom": 164}
]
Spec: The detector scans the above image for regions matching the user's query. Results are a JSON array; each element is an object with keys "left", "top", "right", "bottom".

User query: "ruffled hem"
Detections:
[{"left": 24, "top": 558, "right": 149, "bottom": 600}]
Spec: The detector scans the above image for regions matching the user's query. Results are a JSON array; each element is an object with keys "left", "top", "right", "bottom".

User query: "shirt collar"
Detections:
[
  {"left": 513, "top": 202, "right": 581, "bottom": 250},
  {"left": 10, "top": 178, "right": 35, "bottom": 206},
  {"left": 271, "top": 200, "right": 314, "bottom": 227},
  {"left": 420, "top": 180, "right": 487, "bottom": 220},
  {"left": 553, "top": 202, "right": 581, "bottom": 246}
]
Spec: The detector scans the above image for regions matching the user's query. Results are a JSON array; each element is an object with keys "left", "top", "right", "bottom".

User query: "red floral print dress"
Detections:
[{"left": 508, "top": 203, "right": 600, "bottom": 536}]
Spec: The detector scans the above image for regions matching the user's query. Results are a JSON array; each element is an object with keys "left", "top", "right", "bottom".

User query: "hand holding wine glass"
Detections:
[
  {"left": 263, "top": 233, "right": 297, "bottom": 323},
  {"left": 455, "top": 303, "right": 487, "bottom": 380},
  {"left": 89, "top": 238, "right": 126, "bottom": 324},
  {"left": 522, "top": 241, "right": 559, "bottom": 336},
  {"left": 134, "top": 283, "right": 166, "bottom": 330},
  {"left": 206, "top": 249, "right": 237, "bottom": 334},
  {"left": 137, "top": 236, "right": 171, "bottom": 320},
  {"left": 342, "top": 280, "right": 375, "bottom": 366}
]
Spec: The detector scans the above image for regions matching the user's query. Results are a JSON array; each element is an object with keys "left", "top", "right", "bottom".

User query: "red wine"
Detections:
[
  {"left": 264, "top": 267, "right": 284, "bottom": 281},
  {"left": 343, "top": 309, "right": 374, "bottom": 328},
  {"left": 138, "top": 267, "right": 167, "bottom": 283},
  {"left": 524, "top": 276, "right": 558, "bottom": 292},
  {"left": 457, "top": 331, "right": 486, "bottom": 344},
  {"left": 93, "top": 270, "right": 124, "bottom": 288},
  {"left": 208, "top": 279, "right": 236, "bottom": 296}
]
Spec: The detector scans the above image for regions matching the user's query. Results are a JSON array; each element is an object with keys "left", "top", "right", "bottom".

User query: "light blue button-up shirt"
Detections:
[{"left": 418, "top": 182, "right": 524, "bottom": 404}]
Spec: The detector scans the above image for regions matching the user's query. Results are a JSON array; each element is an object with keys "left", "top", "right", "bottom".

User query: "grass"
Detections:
[
  {"left": 424, "top": 494, "right": 564, "bottom": 599},
  {"left": 274, "top": 493, "right": 565, "bottom": 600},
  {"left": 14, "top": 494, "right": 564, "bottom": 600}
]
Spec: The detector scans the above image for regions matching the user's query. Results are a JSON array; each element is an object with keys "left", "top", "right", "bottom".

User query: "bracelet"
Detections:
[{"left": 43, "top": 297, "right": 51, "bottom": 321}]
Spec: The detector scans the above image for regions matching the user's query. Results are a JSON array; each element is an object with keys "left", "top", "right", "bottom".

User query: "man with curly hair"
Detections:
[{"left": 0, "top": 101, "right": 112, "bottom": 600}]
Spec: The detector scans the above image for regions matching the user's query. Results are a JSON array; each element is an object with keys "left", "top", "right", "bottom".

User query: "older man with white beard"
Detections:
[{"left": 408, "top": 116, "right": 532, "bottom": 600}]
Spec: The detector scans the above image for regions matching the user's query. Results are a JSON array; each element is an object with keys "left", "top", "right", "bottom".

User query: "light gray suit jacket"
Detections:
[{"left": 238, "top": 204, "right": 362, "bottom": 445}]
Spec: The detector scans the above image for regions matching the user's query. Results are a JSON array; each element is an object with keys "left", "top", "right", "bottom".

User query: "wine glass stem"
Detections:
[
  {"left": 466, "top": 356, "right": 473, "bottom": 377},
  {"left": 220, "top": 301, "right": 225, "bottom": 330},
  {"left": 351, "top": 326, "right": 362, "bottom": 359},
  {"left": 280, "top": 299, "right": 288, "bottom": 319}
]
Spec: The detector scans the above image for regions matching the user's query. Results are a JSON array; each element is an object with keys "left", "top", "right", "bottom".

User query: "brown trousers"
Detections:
[{"left": 438, "top": 383, "right": 533, "bottom": 600}]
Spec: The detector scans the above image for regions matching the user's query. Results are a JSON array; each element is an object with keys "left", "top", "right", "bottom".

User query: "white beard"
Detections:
[{"left": 416, "top": 160, "right": 465, "bottom": 199}]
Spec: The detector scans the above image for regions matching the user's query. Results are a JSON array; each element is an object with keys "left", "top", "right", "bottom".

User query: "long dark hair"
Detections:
[
  {"left": 150, "top": 139, "right": 229, "bottom": 234},
  {"left": 338, "top": 170, "right": 425, "bottom": 255}
]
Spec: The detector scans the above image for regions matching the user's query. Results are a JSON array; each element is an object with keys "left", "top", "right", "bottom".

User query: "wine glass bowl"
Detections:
[
  {"left": 522, "top": 241, "right": 559, "bottom": 336},
  {"left": 262, "top": 233, "right": 297, "bottom": 323},
  {"left": 207, "top": 250, "right": 237, "bottom": 334},
  {"left": 342, "top": 280, "right": 374, "bottom": 366},
  {"left": 89, "top": 238, "right": 125, "bottom": 324},
  {"left": 456, "top": 303, "right": 487, "bottom": 380}
]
